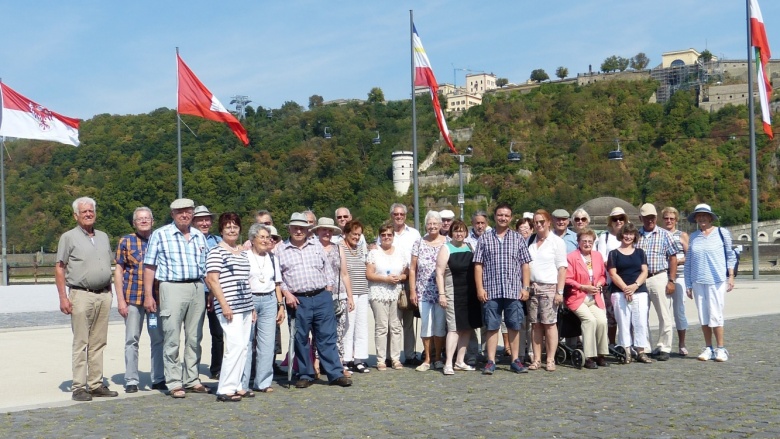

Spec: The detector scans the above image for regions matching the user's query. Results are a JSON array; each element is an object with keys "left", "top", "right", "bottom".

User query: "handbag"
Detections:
[
  {"left": 333, "top": 249, "right": 344, "bottom": 317},
  {"left": 397, "top": 283, "right": 409, "bottom": 310}
]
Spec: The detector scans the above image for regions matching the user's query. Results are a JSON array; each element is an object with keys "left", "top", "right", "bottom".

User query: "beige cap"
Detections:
[
  {"left": 639, "top": 203, "right": 657, "bottom": 216},
  {"left": 170, "top": 198, "right": 195, "bottom": 210}
]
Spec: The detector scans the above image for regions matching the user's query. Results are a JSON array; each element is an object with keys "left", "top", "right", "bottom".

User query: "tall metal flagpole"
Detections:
[
  {"left": 746, "top": 1, "right": 760, "bottom": 279},
  {"left": 176, "top": 47, "right": 183, "bottom": 199},
  {"left": 410, "top": 10, "right": 420, "bottom": 230},
  {"left": 0, "top": 78, "right": 7, "bottom": 286}
]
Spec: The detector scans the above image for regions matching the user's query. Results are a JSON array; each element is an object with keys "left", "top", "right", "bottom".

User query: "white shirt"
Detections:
[
  {"left": 528, "top": 233, "right": 568, "bottom": 284},
  {"left": 377, "top": 225, "right": 421, "bottom": 266},
  {"left": 246, "top": 251, "right": 281, "bottom": 293}
]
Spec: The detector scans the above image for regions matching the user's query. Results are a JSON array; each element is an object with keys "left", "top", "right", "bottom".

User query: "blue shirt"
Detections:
[
  {"left": 144, "top": 223, "right": 208, "bottom": 282},
  {"left": 684, "top": 227, "right": 736, "bottom": 288}
]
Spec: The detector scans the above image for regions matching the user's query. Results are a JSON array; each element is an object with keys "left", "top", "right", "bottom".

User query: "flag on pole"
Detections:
[
  {"left": 412, "top": 25, "right": 457, "bottom": 154},
  {"left": 750, "top": 0, "right": 773, "bottom": 139},
  {"left": 0, "top": 83, "right": 80, "bottom": 146},
  {"left": 177, "top": 54, "right": 249, "bottom": 146}
]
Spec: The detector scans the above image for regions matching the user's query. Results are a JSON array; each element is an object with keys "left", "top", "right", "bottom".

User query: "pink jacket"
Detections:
[{"left": 564, "top": 249, "right": 606, "bottom": 311}]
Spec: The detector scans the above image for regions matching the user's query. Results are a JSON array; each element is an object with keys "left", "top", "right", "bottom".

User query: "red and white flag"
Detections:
[
  {"left": 177, "top": 54, "right": 249, "bottom": 146},
  {"left": 0, "top": 83, "right": 80, "bottom": 146},
  {"left": 413, "top": 24, "right": 456, "bottom": 154},
  {"left": 750, "top": 0, "right": 773, "bottom": 139}
]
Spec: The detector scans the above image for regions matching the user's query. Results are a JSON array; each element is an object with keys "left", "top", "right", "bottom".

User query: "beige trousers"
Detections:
[{"left": 70, "top": 288, "right": 112, "bottom": 390}]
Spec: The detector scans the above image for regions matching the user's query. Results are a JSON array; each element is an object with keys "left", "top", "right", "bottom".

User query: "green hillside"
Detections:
[{"left": 3, "top": 79, "right": 777, "bottom": 252}]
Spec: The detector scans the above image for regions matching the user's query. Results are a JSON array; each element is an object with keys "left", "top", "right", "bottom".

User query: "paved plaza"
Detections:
[{"left": 0, "top": 281, "right": 778, "bottom": 438}]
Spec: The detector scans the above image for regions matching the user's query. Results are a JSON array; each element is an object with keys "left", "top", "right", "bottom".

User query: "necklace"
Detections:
[
  {"left": 251, "top": 250, "right": 267, "bottom": 283},
  {"left": 343, "top": 242, "right": 358, "bottom": 256}
]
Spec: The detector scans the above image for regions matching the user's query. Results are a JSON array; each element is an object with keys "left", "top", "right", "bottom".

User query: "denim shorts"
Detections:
[{"left": 483, "top": 298, "right": 524, "bottom": 331}]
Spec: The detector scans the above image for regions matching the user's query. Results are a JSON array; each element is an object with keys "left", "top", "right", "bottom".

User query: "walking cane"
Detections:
[{"left": 286, "top": 304, "right": 296, "bottom": 389}]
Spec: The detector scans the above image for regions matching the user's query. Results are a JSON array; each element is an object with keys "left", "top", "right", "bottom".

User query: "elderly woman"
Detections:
[
  {"left": 527, "top": 209, "right": 568, "bottom": 371},
  {"left": 366, "top": 222, "right": 408, "bottom": 370},
  {"left": 596, "top": 206, "right": 628, "bottom": 345},
  {"left": 661, "top": 206, "right": 690, "bottom": 356},
  {"left": 516, "top": 217, "right": 534, "bottom": 243},
  {"left": 241, "top": 223, "right": 285, "bottom": 394},
  {"left": 435, "top": 220, "right": 482, "bottom": 375},
  {"left": 312, "top": 218, "right": 355, "bottom": 375},
  {"left": 409, "top": 211, "right": 447, "bottom": 371},
  {"left": 607, "top": 223, "right": 652, "bottom": 364},
  {"left": 205, "top": 212, "right": 255, "bottom": 402},
  {"left": 338, "top": 220, "right": 370, "bottom": 373},
  {"left": 684, "top": 204, "right": 735, "bottom": 362},
  {"left": 565, "top": 228, "right": 609, "bottom": 369},
  {"left": 571, "top": 208, "right": 591, "bottom": 234}
]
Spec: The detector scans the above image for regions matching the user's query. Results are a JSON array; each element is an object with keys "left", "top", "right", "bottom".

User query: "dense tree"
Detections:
[
  {"left": 601, "top": 56, "right": 619, "bottom": 72},
  {"left": 367, "top": 87, "right": 385, "bottom": 103},
  {"left": 616, "top": 56, "right": 630, "bottom": 72},
  {"left": 530, "top": 69, "right": 549, "bottom": 83},
  {"left": 555, "top": 67, "right": 568, "bottom": 79},
  {"left": 630, "top": 52, "right": 650, "bottom": 70},
  {"left": 699, "top": 49, "right": 714, "bottom": 62},
  {"left": 308, "top": 94, "right": 324, "bottom": 109},
  {"left": 496, "top": 77, "right": 509, "bottom": 87}
]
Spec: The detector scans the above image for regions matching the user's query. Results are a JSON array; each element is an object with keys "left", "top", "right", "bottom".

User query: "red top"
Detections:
[{"left": 564, "top": 249, "right": 606, "bottom": 311}]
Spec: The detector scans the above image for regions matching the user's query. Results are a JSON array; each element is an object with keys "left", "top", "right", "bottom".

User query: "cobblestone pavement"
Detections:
[{"left": 1, "top": 314, "right": 778, "bottom": 438}]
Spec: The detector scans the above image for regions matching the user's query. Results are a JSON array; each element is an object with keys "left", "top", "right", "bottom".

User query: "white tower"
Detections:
[{"left": 392, "top": 151, "right": 414, "bottom": 195}]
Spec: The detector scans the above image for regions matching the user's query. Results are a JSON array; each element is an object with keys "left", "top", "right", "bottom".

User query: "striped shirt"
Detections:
[
  {"left": 277, "top": 238, "right": 335, "bottom": 294},
  {"left": 205, "top": 247, "right": 253, "bottom": 315},
  {"left": 684, "top": 227, "right": 736, "bottom": 288},
  {"left": 340, "top": 242, "right": 368, "bottom": 296},
  {"left": 473, "top": 228, "right": 532, "bottom": 300},
  {"left": 144, "top": 224, "right": 208, "bottom": 282},
  {"left": 637, "top": 226, "right": 677, "bottom": 273},
  {"left": 115, "top": 233, "right": 154, "bottom": 305}
]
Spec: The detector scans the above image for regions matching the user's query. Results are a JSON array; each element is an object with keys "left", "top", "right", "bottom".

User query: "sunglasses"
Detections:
[
  {"left": 336, "top": 215, "right": 349, "bottom": 219},
  {"left": 392, "top": 212, "right": 406, "bottom": 217},
  {"left": 573, "top": 217, "right": 588, "bottom": 222},
  {"left": 611, "top": 216, "right": 627, "bottom": 222},
  {"left": 534, "top": 220, "right": 546, "bottom": 225}
]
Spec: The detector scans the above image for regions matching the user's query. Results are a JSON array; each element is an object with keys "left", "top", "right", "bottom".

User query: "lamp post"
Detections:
[{"left": 451, "top": 145, "right": 473, "bottom": 220}]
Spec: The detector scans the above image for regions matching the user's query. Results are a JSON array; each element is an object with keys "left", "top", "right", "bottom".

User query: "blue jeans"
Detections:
[
  {"left": 124, "top": 304, "right": 164, "bottom": 385},
  {"left": 294, "top": 289, "right": 344, "bottom": 382},
  {"left": 242, "top": 293, "right": 277, "bottom": 390}
]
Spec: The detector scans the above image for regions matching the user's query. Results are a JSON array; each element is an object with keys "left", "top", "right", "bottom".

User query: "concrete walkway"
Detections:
[{"left": 0, "top": 279, "right": 778, "bottom": 414}]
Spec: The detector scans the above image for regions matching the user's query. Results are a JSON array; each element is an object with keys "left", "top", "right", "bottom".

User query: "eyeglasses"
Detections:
[
  {"left": 380, "top": 233, "right": 393, "bottom": 237},
  {"left": 663, "top": 217, "right": 676, "bottom": 221},
  {"left": 534, "top": 220, "right": 546, "bottom": 225},
  {"left": 573, "top": 217, "right": 588, "bottom": 222},
  {"left": 135, "top": 218, "right": 152, "bottom": 223},
  {"left": 392, "top": 212, "right": 406, "bottom": 217},
  {"left": 336, "top": 215, "right": 350, "bottom": 219},
  {"left": 441, "top": 218, "right": 453, "bottom": 222},
  {"left": 260, "top": 221, "right": 272, "bottom": 225}
]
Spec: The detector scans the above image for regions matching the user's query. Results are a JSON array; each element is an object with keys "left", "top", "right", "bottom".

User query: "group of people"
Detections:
[{"left": 55, "top": 196, "right": 736, "bottom": 402}]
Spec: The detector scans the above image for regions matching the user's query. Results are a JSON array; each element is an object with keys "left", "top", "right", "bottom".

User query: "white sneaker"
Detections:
[
  {"left": 453, "top": 362, "right": 476, "bottom": 371},
  {"left": 697, "top": 347, "right": 714, "bottom": 361},
  {"left": 714, "top": 347, "right": 729, "bottom": 362}
]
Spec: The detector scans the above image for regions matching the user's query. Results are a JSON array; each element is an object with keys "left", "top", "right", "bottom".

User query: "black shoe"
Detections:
[
  {"left": 385, "top": 359, "right": 393, "bottom": 368},
  {"left": 657, "top": 352, "right": 670, "bottom": 361},
  {"left": 295, "top": 379, "right": 313, "bottom": 389},
  {"left": 151, "top": 381, "right": 168, "bottom": 391},
  {"left": 72, "top": 388, "right": 92, "bottom": 402},
  {"left": 596, "top": 357, "right": 610, "bottom": 367},
  {"left": 125, "top": 385, "right": 138, "bottom": 393},
  {"left": 210, "top": 372, "right": 220, "bottom": 380},
  {"left": 330, "top": 376, "right": 352, "bottom": 387},
  {"left": 584, "top": 359, "right": 598, "bottom": 370},
  {"left": 90, "top": 385, "right": 119, "bottom": 397},
  {"left": 273, "top": 363, "right": 284, "bottom": 376},
  {"left": 404, "top": 357, "right": 421, "bottom": 366}
]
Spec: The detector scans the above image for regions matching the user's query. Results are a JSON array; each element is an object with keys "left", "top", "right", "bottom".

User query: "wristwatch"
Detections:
[{"left": 556, "top": 290, "right": 564, "bottom": 296}]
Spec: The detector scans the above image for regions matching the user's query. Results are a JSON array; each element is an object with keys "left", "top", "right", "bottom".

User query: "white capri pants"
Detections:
[
  {"left": 419, "top": 301, "right": 447, "bottom": 338},
  {"left": 692, "top": 282, "right": 726, "bottom": 328},
  {"left": 671, "top": 273, "right": 689, "bottom": 331},
  {"left": 343, "top": 294, "right": 370, "bottom": 362},
  {"left": 612, "top": 291, "right": 651, "bottom": 350}
]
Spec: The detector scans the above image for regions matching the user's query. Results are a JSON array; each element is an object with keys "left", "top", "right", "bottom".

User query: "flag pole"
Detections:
[
  {"left": 746, "top": 0, "right": 760, "bottom": 279},
  {"left": 410, "top": 10, "right": 420, "bottom": 231},
  {"left": 0, "top": 78, "right": 7, "bottom": 286},
  {"left": 176, "top": 47, "right": 183, "bottom": 199}
]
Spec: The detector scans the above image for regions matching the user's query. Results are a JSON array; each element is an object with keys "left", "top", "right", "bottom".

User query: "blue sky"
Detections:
[{"left": 2, "top": 1, "right": 778, "bottom": 120}]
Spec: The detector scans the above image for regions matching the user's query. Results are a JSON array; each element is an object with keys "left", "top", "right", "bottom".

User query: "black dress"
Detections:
[{"left": 444, "top": 243, "right": 483, "bottom": 330}]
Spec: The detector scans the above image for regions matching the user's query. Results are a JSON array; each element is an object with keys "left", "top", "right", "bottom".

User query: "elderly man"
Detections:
[
  {"left": 303, "top": 210, "right": 317, "bottom": 238},
  {"left": 439, "top": 209, "right": 455, "bottom": 238},
  {"left": 115, "top": 206, "right": 165, "bottom": 393},
  {"left": 383, "top": 203, "right": 422, "bottom": 365},
  {"left": 474, "top": 202, "right": 532, "bottom": 375},
  {"left": 332, "top": 207, "right": 368, "bottom": 251},
  {"left": 143, "top": 198, "right": 210, "bottom": 398},
  {"left": 278, "top": 212, "right": 352, "bottom": 388},
  {"left": 465, "top": 210, "right": 490, "bottom": 364},
  {"left": 552, "top": 209, "right": 578, "bottom": 253},
  {"left": 637, "top": 203, "right": 678, "bottom": 362},
  {"left": 192, "top": 205, "right": 223, "bottom": 380},
  {"left": 56, "top": 197, "right": 117, "bottom": 401}
]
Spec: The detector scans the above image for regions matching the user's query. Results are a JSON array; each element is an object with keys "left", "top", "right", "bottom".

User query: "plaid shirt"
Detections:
[
  {"left": 143, "top": 224, "right": 208, "bottom": 282},
  {"left": 115, "top": 233, "right": 156, "bottom": 305},
  {"left": 473, "top": 228, "right": 532, "bottom": 300},
  {"left": 277, "top": 238, "right": 335, "bottom": 294},
  {"left": 638, "top": 226, "right": 677, "bottom": 273}
]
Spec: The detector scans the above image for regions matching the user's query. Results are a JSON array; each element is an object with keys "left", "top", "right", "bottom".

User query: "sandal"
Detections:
[
  {"left": 679, "top": 347, "right": 689, "bottom": 356},
  {"left": 258, "top": 387, "right": 274, "bottom": 393},
  {"left": 376, "top": 363, "right": 387, "bottom": 371},
  {"left": 170, "top": 388, "right": 186, "bottom": 399},
  {"left": 185, "top": 384, "right": 209, "bottom": 394},
  {"left": 528, "top": 361, "right": 541, "bottom": 370},
  {"left": 342, "top": 367, "right": 353, "bottom": 378},
  {"left": 392, "top": 360, "right": 404, "bottom": 370},
  {"left": 216, "top": 393, "right": 242, "bottom": 402},
  {"left": 546, "top": 361, "right": 556, "bottom": 372},
  {"left": 354, "top": 362, "right": 370, "bottom": 373},
  {"left": 636, "top": 353, "right": 653, "bottom": 363},
  {"left": 237, "top": 390, "right": 255, "bottom": 398}
]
